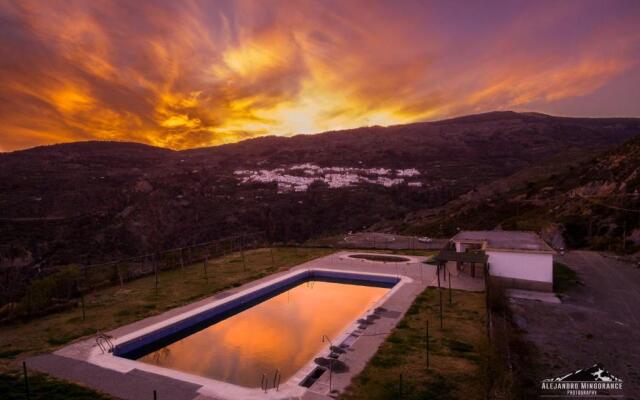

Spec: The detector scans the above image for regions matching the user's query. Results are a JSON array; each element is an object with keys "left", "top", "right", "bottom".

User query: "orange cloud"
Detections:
[{"left": 0, "top": 0, "right": 638, "bottom": 151}]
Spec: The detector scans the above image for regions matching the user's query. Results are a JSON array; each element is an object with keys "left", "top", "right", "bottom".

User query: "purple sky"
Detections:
[{"left": 0, "top": 0, "right": 639, "bottom": 151}]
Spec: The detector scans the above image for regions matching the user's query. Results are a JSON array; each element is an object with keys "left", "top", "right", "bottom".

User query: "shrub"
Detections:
[
  {"left": 19, "top": 266, "right": 81, "bottom": 316},
  {"left": 553, "top": 262, "right": 580, "bottom": 292}
]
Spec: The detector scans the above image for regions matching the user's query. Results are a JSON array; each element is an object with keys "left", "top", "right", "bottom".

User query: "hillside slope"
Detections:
[
  {"left": 393, "top": 133, "right": 640, "bottom": 253},
  {"left": 1, "top": 111, "right": 639, "bottom": 266}
]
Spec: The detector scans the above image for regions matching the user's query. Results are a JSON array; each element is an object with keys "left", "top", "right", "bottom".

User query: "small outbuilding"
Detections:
[{"left": 448, "top": 230, "right": 555, "bottom": 292}]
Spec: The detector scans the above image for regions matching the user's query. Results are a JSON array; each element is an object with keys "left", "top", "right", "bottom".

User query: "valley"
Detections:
[{"left": 2, "top": 111, "right": 639, "bottom": 269}]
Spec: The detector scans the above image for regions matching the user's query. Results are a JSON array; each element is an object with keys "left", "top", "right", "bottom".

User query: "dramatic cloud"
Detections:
[{"left": 0, "top": 0, "right": 639, "bottom": 151}]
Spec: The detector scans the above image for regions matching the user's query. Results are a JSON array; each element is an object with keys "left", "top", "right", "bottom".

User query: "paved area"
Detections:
[
  {"left": 28, "top": 354, "right": 201, "bottom": 400},
  {"left": 28, "top": 251, "right": 483, "bottom": 400},
  {"left": 510, "top": 251, "right": 640, "bottom": 398},
  {"left": 505, "top": 289, "right": 561, "bottom": 304},
  {"left": 338, "top": 232, "right": 448, "bottom": 250}
]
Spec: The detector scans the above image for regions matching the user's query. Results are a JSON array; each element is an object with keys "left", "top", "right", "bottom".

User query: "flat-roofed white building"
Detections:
[{"left": 450, "top": 230, "right": 555, "bottom": 291}]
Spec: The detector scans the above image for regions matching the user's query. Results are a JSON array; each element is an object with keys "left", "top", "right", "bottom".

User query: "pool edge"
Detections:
[{"left": 83, "top": 267, "right": 412, "bottom": 400}]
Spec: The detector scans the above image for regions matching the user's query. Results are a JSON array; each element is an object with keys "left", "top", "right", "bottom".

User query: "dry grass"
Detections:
[
  {"left": 341, "top": 288, "right": 488, "bottom": 400},
  {"left": 0, "top": 370, "right": 114, "bottom": 400}
]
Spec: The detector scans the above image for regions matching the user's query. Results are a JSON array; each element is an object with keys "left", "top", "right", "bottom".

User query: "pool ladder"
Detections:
[
  {"left": 260, "top": 369, "right": 281, "bottom": 393},
  {"left": 95, "top": 332, "right": 114, "bottom": 354}
]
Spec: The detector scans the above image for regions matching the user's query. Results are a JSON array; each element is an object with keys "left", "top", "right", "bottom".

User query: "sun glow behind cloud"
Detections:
[{"left": 0, "top": 0, "right": 638, "bottom": 151}]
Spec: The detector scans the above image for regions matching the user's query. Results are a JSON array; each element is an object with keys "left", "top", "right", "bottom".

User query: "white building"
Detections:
[{"left": 449, "top": 230, "right": 555, "bottom": 292}]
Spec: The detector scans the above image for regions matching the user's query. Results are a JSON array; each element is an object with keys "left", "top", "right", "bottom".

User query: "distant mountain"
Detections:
[
  {"left": 389, "top": 131, "right": 640, "bottom": 253},
  {"left": 184, "top": 111, "right": 639, "bottom": 172},
  {"left": 1, "top": 111, "right": 639, "bottom": 266}
]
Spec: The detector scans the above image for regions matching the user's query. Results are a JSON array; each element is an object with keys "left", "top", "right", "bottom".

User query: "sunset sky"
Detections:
[{"left": 0, "top": 0, "right": 639, "bottom": 152}]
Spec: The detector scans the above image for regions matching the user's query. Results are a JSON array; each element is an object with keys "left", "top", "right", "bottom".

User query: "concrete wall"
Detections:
[
  {"left": 489, "top": 276, "right": 553, "bottom": 292},
  {"left": 486, "top": 250, "right": 553, "bottom": 284}
]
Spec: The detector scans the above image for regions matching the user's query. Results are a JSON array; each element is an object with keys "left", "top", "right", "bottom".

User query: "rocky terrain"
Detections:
[
  {"left": 389, "top": 132, "right": 640, "bottom": 254},
  {"left": 1, "top": 111, "right": 640, "bottom": 267}
]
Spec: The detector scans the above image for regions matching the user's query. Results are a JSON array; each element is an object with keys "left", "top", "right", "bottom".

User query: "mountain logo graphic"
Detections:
[
  {"left": 540, "top": 363, "right": 624, "bottom": 398},
  {"left": 543, "top": 363, "right": 622, "bottom": 382}
]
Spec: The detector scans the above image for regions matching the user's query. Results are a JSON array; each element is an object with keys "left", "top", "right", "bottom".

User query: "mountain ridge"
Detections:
[
  {"left": 4, "top": 111, "right": 640, "bottom": 157},
  {"left": 1, "top": 111, "right": 640, "bottom": 266}
]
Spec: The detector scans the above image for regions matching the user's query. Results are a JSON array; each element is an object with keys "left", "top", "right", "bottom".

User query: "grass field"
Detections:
[
  {"left": 341, "top": 288, "right": 488, "bottom": 400},
  {"left": 0, "top": 246, "right": 451, "bottom": 399},
  {"left": 0, "top": 247, "right": 333, "bottom": 369},
  {"left": 0, "top": 370, "right": 113, "bottom": 400}
]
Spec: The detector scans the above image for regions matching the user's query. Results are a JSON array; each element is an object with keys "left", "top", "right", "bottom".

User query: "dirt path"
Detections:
[{"left": 510, "top": 251, "right": 640, "bottom": 398}]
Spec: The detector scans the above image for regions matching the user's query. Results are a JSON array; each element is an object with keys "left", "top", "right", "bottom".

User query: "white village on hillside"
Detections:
[{"left": 234, "top": 164, "right": 423, "bottom": 192}]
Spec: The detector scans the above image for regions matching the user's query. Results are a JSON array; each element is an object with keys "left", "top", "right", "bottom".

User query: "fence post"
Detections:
[
  {"left": 398, "top": 372, "right": 403, "bottom": 398},
  {"left": 485, "top": 263, "right": 491, "bottom": 341},
  {"left": 153, "top": 254, "right": 158, "bottom": 296},
  {"left": 23, "top": 361, "right": 30, "bottom": 400},
  {"left": 26, "top": 287, "right": 31, "bottom": 318},
  {"left": 153, "top": 389, "right": 157, "bottom": 400},
  {"left": 203, "top": 256, "right": 208, "bottom": 284},
  {"left": 448, "top": 271, "right": 452, "bottom": 305},
  {"left": 81, "top": 292, "right": 86, "bottom": 321},
  {"left": 425, "top": 319, "right": 430, "bottom": 369},
  {"left": 240, "top": 236, "right": 246, "bottom": 271},
  {"left": 439, "top": 285, "right": 443, "bottom": 330},
  {"left": 118, "top": 263, "right": 124, "bottom": 286}
]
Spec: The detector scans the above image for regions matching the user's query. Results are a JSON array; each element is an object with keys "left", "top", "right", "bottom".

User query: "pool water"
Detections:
[{"left": 136, "top": 280, "right": 389, "bottom": 387}]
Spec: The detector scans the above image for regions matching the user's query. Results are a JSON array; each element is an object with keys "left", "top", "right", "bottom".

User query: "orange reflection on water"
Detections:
[{"left": 138, "top": 280, "right": 388, "bottom": 387}]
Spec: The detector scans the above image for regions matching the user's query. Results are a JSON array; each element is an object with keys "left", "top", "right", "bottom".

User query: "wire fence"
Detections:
[
  {"left": 0, "top": 231, "right": 267, "bottom": 322},
  {"left": 0, "top": 231, "right": 444, "bottom": 324},
  {"left": 77, "top": 231, "right": 266, "bottom": 291}
]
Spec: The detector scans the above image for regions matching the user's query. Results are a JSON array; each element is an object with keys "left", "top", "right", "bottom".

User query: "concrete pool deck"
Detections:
[{"left": 27, "top": 251, "right": 485, "bottom": 400}]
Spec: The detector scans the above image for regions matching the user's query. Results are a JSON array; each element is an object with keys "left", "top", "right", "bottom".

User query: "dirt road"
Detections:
[{"left": 510, "top": 251, "right": 640, "bottom": 398}]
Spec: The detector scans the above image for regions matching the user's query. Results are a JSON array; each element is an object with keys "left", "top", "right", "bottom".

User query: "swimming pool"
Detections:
[{"left": 110, "top": 269, "right": 400, "bottom": 391}]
